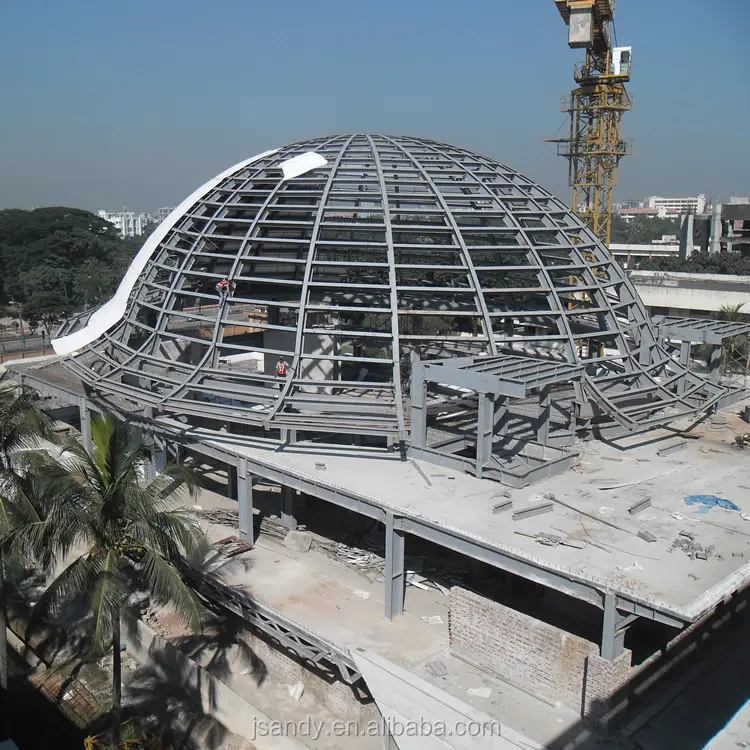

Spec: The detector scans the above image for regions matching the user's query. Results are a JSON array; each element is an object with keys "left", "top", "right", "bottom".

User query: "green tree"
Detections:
[
  {"left": 21, "top": 291, "right": 71, "bottom": 328},
  {"left": 11, "top": 415, "right": 208, "bottom": 747},
  {"left": 0, "top": 372, "right": 54, "bottom": 690},
  {"left": 0, "top": 207, "right": 138, "bottom": 307}
]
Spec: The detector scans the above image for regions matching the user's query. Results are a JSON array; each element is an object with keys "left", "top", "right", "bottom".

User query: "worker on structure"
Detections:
[
  {"left": 215, "top": 278, "right": 235, "bottom": 298},
  {"left": 275, "top": 356, "right": 289, "bottom": 379}
]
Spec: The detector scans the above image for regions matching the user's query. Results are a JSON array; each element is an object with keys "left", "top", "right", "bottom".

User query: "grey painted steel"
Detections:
[
  {"left": 384, "top": 510, "right": 406, "bottom": 620},
  {"left": 78, "top": 397, "right": 92, "bottom": 454},
  {"left": 54, "top": 134, "right": 726, "bottom": 448},
  {"left": 182, "top": 565, "right": 361, "bottom": 685},
  {"left": 653, "top": 316, "right": 750, "bottom": 346},
  {"left": 281, "top": 485, "right": 297, "bottom": 530},
  {"left": 237, "top": 457, "right": 253, "bottom": 545},
  {"left": 602, "top": 592, "right": 631, "bottom": 661},
  {"left": 14, "top": 368, "right": 698, "bottom": 635}
]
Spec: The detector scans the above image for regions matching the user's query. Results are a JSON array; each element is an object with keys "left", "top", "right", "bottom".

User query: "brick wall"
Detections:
[
  {"left": 583, "top": 650, "right": 633, "bottom": 718},
  {"left": 450, "top": 587, "right": 599, "bottom": 712}
]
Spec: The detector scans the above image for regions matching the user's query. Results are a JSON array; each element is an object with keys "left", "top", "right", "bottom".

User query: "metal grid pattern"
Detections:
[{"left": 60, "top": 134, "right": 709, "bottom": 439}]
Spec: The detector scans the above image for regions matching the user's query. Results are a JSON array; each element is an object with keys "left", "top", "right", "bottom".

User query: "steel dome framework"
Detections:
[{"left": 57, "top": 135, "right": 727, "bottom": 457}]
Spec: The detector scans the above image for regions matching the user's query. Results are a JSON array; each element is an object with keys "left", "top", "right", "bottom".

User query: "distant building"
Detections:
[
  {"left": 618, "top": 207, "right": 662, "bottom": 223},
  {"left": 97, "top": 210, "right": 148, "bottom": 238},
  {"left": 645, "top": 194, "right": 707, "bottom": 217},
  {"left": 152, "top": 206, "right": 175, "bottom": 224}
]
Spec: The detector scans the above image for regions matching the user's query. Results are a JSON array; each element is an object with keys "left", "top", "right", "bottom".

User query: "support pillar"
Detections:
[
  {"left": 678, "top": 340, "right": 691, "bottom": 395},
  {"left": 237, "top": 457, "right": 254, "bottom": 547},
  {"left": 708, "top": 344, "right": 723, "bottom": 384},
  {"left": 227, "top": 463, "right": 238, "bottom": 501},
  {"left": 281, "top": 485, "right": 297, "bottom": 530},
  {"left": 409, "top": 360, "right": 426, "bottom": 450},
  {"left": 475, "top": 392, "right": 494, "bottom": 479},
  {"left": 152, "top": 439, "right": 167, "bottom": 477},
  {"left": 384, "top": 511, "right": 405, "bottom": 620},
  {"left": 536, "top": 384, "right": 551, "bottom": 445},
  {"left": 78, "top": 398, "right": 92, "bottom": 455},
  {"left": 601, "top": 593, "right": 636, "bottom": 661}
]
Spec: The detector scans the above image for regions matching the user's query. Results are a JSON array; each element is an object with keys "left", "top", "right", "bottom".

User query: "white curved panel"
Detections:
[
  {"left": 52, "top": 148, "right": 280, "bottom": 356},
  {"left": 281, "top": 151, "right": 327, "bottom": 180}
]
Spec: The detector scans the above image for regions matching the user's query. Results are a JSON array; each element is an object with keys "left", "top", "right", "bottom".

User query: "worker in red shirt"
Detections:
[{"left": 275, "top": 356, "right": 289, "bottom": 378}]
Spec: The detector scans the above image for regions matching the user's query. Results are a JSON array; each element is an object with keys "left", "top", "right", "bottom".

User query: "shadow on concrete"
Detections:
[{"left": 544, "top": 587, "right": 750, "bottom": 749}]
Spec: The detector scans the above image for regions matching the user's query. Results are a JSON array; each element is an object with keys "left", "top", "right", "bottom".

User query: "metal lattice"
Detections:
[{"left": 60, "top": 135, "right": 722, "bottom": 441}]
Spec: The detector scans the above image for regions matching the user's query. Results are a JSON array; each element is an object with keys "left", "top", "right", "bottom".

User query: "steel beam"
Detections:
[
  {"left": 384, "top": 511, "right": 406, "bottom": 620},
  {"left": 237, "top": 457, "right": 254, "bottom": 546}
]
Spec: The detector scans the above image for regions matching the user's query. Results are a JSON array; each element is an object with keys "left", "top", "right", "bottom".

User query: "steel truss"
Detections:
[{"left": 56, "top": 135, "right": 727, "bottom": 474}]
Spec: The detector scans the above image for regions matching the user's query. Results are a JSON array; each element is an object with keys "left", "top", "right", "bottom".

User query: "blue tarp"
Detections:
[{"left": 685, "top": 494, "right": 741, "bottom": 513}]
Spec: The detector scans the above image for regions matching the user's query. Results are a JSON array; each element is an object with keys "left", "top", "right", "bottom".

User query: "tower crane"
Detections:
[{"left": 549, "top": 0, "right": 632, "bottom": 247}]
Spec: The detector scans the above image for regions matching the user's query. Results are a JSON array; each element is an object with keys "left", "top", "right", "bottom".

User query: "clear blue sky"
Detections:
[{"left": 1, "top": 0, "right": 748, "bottom": 213}]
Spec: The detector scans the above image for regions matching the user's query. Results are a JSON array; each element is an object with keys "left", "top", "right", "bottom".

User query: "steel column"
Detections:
[
  {"left": 708, "top": 345, "right": 723, "bottom": 384},
  {"left": 384, "top": 511, "right": 406, "bottom": 620},
  {"left": 78, "top": 398, "right": 92, "bottom": 454},
  {"left": 537, "top": 384, "right": 551, "bottom": 444},
  {"left": 409, "top": 361, "right": 426, "bottom": 449},
  {"left": 237, "top": 457, "right": 254, "bottom": 547},
  {"left": 475, "top": 392, "right": 494, "bottom": 479},
  {"left": 281, "top": 485, "right": 297, "bottom": 530},
  {"left": 601, "top": 592, "right": 634, "bottom": 661}
]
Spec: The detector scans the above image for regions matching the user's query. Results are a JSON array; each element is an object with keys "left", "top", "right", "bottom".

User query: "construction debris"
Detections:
[
  {"left": 513, "top": 501, "right": 554, "bottom": 521},
  {"left": 214, "top": 535, "right": 253, "bottom": 559},
  {"left": 638, "top": 530, "right": 657, "bottom": 543},
  {"left": 628, "top": 498, "right": 652, "bottom": 515},
  {"left": 514, "top": 531, "right": 584, "bottom": 549},
  {"left": 491, "top": 498, "right": 513, "bottom": 514},
  {"left": 671, "top": 534, "right": 714, "bottom": 560},
  {"left": 283, "top": 530, "right": 313, "bottom": 553}
]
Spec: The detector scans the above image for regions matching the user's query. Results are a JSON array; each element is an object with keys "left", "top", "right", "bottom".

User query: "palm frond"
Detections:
[
  {"left": 138, "top": 550, "right": 204, "bottom": 633},
  {"left": 27, "top": 552, "right": 98, "bottom": 643},
  {"left": 88, "top": 549, "right": 130, "bottom": 656}
]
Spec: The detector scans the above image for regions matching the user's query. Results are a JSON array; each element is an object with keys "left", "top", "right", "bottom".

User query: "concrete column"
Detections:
[
  {"left": 679, "top": 213, "right": 695, "bottom": 261},
  {"left": 475, "top": 392, "right": 494, "bottom": 479},
  {"left": 384, "top": 511, "right": 405, "bottom": 620},
  {"left": 536, "top": 385, "right": 551, "bottom": 445},
  {"left": 709, "top": 205, "right": 722, "bottom": 255},
  {"left": 237, "top": 458, "right": 254, "bottom": 547},
  {"left": 280, "top": 485, "right": 297, "bottom": 530},
  {"left": 78, "top": 398, "right": 92, "bottom": 455}
]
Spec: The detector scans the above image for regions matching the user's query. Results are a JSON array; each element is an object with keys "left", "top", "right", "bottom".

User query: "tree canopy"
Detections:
[
  {"left": 0, "top": 207, "right": 141, "bottom": 325},
  {"left": 610, "top": 215, "right": 680, "bottom": 245}
]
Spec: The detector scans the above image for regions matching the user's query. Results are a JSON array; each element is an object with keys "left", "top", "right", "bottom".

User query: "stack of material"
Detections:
[
  {"left": 260, "top": 514, "right": 292, "bottom": 542},
  {"left": 197, "top": 508, "right": 239, "bottom": 528}
]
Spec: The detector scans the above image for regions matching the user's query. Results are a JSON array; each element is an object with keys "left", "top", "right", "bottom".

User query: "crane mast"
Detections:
[{"left": 549, "top": 0, "right": 631, "bottom": 247}]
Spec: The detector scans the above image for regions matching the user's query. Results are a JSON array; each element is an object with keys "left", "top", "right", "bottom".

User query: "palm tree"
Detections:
[
  {"left": 716, "top": 303, "right": 749, "bottom": 375},
  {"left": 0, "top": 370, "right": 54, "bottom": 690},
  {"left": 10, "top": 414, "right": 208, "bottom": 748}
]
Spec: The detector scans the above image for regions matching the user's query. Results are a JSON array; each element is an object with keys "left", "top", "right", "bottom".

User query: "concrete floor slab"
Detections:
[{"left": 174, "top": 401, "right": 750, "bottom": 624}]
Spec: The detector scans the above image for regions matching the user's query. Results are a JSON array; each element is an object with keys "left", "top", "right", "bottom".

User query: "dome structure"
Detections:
[{"left": 55, "top": 135, "right": 720, "bottom": 443}]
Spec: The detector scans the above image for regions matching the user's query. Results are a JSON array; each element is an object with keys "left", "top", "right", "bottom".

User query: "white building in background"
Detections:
[
  {"left": 151, "top": 206, "right": 175, "bottom": 224},
  {"left": 645, "top": 194, "right": 707, "bottom": 217},
  {"left": 97, "top": 210, "right": 149, "bottom": 238}
]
